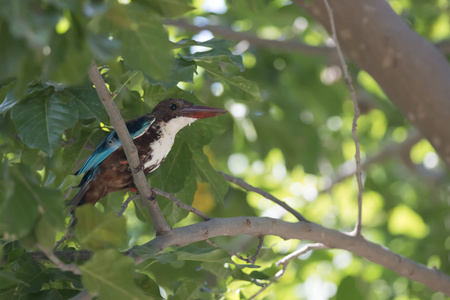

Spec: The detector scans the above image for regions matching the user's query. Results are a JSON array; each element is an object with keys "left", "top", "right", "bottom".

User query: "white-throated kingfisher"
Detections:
[{"left": 68, "top": 98, "right": 227, "bottom": 209}]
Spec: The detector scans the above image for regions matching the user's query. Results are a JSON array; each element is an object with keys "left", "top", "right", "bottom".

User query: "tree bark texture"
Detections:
[{"left": 294, "top": 0, "right": 450, "bottom": 168}]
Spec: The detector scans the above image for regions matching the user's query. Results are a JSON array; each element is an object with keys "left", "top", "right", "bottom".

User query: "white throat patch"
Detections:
[{"left": 143, "top": 117, "right": 197, "bottom": 172}]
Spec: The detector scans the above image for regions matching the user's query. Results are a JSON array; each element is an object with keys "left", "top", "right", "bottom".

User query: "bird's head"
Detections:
[{"left": 151, "top": 98, "right": 227, "bottom": 134}]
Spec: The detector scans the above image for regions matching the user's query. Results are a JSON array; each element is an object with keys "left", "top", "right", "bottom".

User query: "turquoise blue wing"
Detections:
[{"left": 75, "top": 115, "right": 155, "bottom": 176}]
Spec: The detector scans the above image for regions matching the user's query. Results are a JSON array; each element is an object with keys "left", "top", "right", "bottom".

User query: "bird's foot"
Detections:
[
  {"left": 119, "top": 160, "right": 128, "bottom": 165},
  {"left": 150, "top": 187, "right": 156, "bottom": 201},
  {"left": 129, "top": 187, "right": 139, "bottom": 194}
]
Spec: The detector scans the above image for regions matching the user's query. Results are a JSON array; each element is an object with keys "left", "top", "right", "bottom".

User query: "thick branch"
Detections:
[
  {"left": 27, "top": 216, "right": 450, "bottom": 295},
  {"left": 87, "top": 62, "right": 171, "bottom": 235},
  {"left": 294, "top": 0, "right": 450, "bottom": 168},
  {"left": 139, "top": 217, "right": 450, "bottom": 295}
]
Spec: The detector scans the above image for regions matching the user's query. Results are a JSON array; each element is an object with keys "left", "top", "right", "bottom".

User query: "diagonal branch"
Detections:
[
  {"left": 87, "top": 61, "right": 171, "bottom": 235},
  {"left": 323, "top": 0, "right": 364, "bottom": 237},
  {"left": 153, "top": 188, "right": 211, "bottom": 221},
  {"left": 219, "top": 171, "right": 308, "bottom": 222}
]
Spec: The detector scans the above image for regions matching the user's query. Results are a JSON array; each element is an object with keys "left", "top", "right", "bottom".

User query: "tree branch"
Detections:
[
  {"left": 321, "top": 132, "right": 422, "bottom": 193},
  {"left": 87, "top": 61, "right": 171, "bottom": 235},
  {"left": 219, "top": 171, "right": 307, "bottom": 222},
  {"left": 139, "top": 217, "right": 450, "bottom": 296},
  {"left": 294, "top": 0, "right": 450, "bottom": 168},
  {"left": 153, "top": 188, "right": 211, "bottom": 221},
  {"left": 27, "top": 216, "right": 450, "bottom": 295},
  {"left": 36, "top": 244, "right": 82, "bottom": 275},
  {"left": 323, "top": 0, "right": 364, "bottom": 236}
]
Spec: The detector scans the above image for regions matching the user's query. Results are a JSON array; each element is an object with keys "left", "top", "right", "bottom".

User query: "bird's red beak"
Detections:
[{"left": 180, "top": 105, "right": 227, "bottom": 119}]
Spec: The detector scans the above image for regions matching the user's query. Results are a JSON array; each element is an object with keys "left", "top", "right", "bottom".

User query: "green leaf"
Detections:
[
  {"left": 177, "top": 38, "right": 244, "bottom": 71},
  {"left": 11, "top": 94, "right": 79, "bottom": 156},
  {"left": 145, "top": 58, "right": 196, "bottom": 89},
  {"left": 172, "top": 280, "right": 203, "bottom": 300},
  {"left": 62, "top": 128, "right": 98, "bottom": 175},
  {"left": 0, "top": 164, "right": 64, "bottom": 239},
  {"left": 0, "top": 270, "right": 27, "bottom": 289},
  {"left": 80, "top": 249, "right": 149, "bottom": 300},
  {"left": 160, "top": 171, "right": 197, "bottom": 225},
  {"left": 45, "top": 28, "right": 93, "bottom": 84},
  {"left": 196, "top": 61, "right": 262, "bottom": 101},
  {"left": 63, "top": 81, "right": 107, "bottom": 121},
  {"left": 176, "top": 246, "right": 232, "bottom": 263},
  {"left": 143, "top": 0, "right": 194, "bottom": 18},
  {"left": 134, "top": 273, "right": 163, "bottom": 299},
  {"left": 133, "top": 245, "right": 177, "bottom": 264},
  {"left": 0, "top": 24, "right": 28, "bottom": 80},
  {"left": 14, "top": 257, "right": 49, "bottom": 294},
  {"left": 189, "top": 146, "right": 228, "bottom": 204},
  {"left": 35, "top": 218, "right": 56, "bottom": 251},
  {"left": 87, "top": 32, "right": 121, "bottom": 62},
  {"left": 153, "top": 142, "right": 192, "bottom": 193},
  {"left": 74, "top": 205, "right": 127, "bottom": 250},
  {"left": 0, "top": 82, "right": 18, "bottom": 114},
  {"left": 115, "top": 5, "right": 173, "bottom": 81},
  {"left": 335, "top": 276, "right": 363, "bottom": 300}
]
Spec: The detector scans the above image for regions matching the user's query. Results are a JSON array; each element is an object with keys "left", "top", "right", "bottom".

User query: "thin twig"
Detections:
[
  {"left": 206, "top": 236, "right": 264, "bottom": 264},
  {"left": 276, "top": 243, "right": 328, "bottom": 269},
  {"left": 323, "top": 0, "right": 364, "bottom": 236},
  {"left": 53, "top": 232, "right": 73, "bottom": 251},
  {"left": 249, "top": 236, "right": 265, "bottom": 264},
  {"left": 321, "top": 132, "right": 422, "bottom": 193},
  {"left": 153, "top": 188, "right": 211, "bottom": 221},
  {"left": 219, "top": 171, "right": 308, "bottom": 222},
  {"left": 117, "top": 195, "right": 141, "bottom": 216},
  {"left": 37, "top": 244, "right": 82, "bottom": 275},
  {"left": 87, "top": 61, "right": 171, "bottom": 235},
  {"left": 249, "top": 242, "right": 327, "bottom": 299}
]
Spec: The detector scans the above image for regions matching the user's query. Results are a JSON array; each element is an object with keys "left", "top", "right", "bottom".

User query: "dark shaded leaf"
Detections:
[
  {"left": 15, "top": 257, "right": 49, "bottom": 293},
  {"left": 11, "top": 94, "right": 78, "bottom": 156},
  {"left": 116, "top": 5, "right": 172, "bottom": 81},
  {"left": 0, "top": 164, "right": 64, "bottom": 239},
  {"left": 63, "top": 82, "right": 107, "bottom": 121}
]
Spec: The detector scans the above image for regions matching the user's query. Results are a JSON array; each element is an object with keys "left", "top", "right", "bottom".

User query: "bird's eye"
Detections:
[{"left": 169, "top": 103, "right": 177, "bottom": 111}]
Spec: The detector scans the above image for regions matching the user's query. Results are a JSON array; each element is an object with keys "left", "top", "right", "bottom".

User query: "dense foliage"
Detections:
[{"left": 0, "top": 0, "right": 449, "bottom": 299}]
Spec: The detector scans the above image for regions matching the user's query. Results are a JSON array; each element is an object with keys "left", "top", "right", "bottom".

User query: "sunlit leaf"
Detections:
[{"left": 388, "top": 205, "right": 429, "bottom": 238}]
